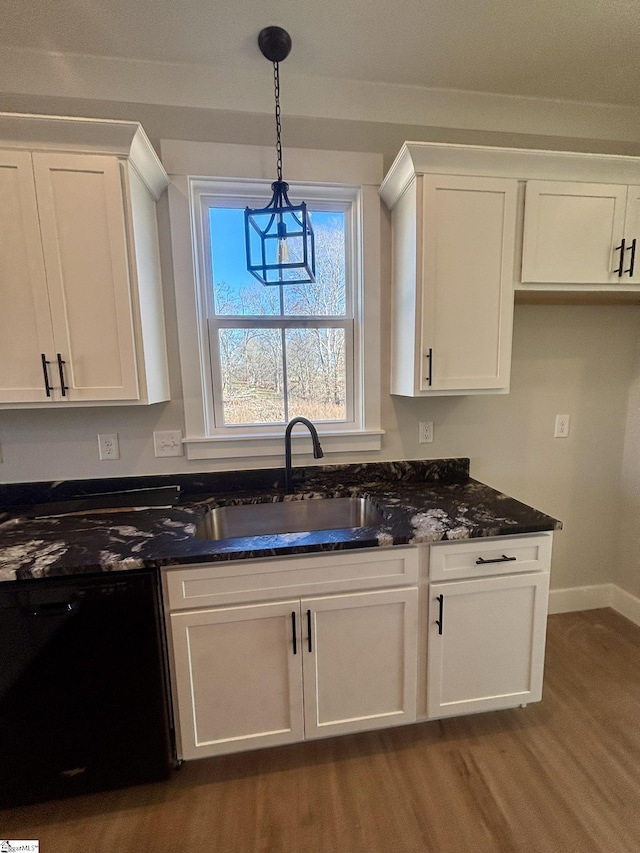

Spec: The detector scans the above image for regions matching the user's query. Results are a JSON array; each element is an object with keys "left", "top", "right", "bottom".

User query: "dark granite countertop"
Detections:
[{"left": 0, "top": 459, "right": 561, "bottom": 582}]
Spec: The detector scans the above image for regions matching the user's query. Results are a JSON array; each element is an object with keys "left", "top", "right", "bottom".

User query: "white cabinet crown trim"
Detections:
[
  {"left": 380, "top": 142, "right": 640, "bottom": 210},
  {"left": 0, "top": 112, "right": 167, "bottom": 198}
]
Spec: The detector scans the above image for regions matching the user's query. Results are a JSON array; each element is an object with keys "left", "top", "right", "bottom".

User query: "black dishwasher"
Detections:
[{"left": 0, "top": 570, "right": 174, "bottom": 807}]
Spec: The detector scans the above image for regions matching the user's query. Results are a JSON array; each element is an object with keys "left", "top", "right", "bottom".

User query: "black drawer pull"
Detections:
[
  {"left": 435, "top": 594, "right": 444, "bottom": 635},
  {"left": 425, "top": 348, "right": 433, "bottom": 386},
  {"left": 614, "top": 240, "right": 626, "bottom": 277},
  {"left": 625, "top": 238, "right": 637, "bottom": 277},
  {"left": 476, "top": 554, "right": 517, "bottom": 565},
  {"left": 41, "top": 353, "right": 52, "bottom": 397},
  {"left": 27, "top": 600, "right": 77, "bottom": 618},
  {"left": 57, "top": 353, "right": 68, "bottom": 396},
  {"left": 291, "top": 611, "right": 297, "bottom": 655},
  {"left": 307, "top": 608, "right": 312, "bottom": 653}
]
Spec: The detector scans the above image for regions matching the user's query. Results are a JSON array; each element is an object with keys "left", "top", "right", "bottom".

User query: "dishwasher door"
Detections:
[{"left": 0, "top": 570, "right": 174, "bottom": 807}]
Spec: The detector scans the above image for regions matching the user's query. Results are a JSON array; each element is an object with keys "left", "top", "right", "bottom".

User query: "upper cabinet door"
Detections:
[
  {"left": 32, "top": 153, "right": 140, "bottom": 402},
  {"left": 420, "top": 175, "right": 517, "bottom": 393},
  {"left": 521, "top": 181, "right": 629, "bottom": 285},
  {"left": 0, "top": 151, "right": 57, "bottom": 403}
]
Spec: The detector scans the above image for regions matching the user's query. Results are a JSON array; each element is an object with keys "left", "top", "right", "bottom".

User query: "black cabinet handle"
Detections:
[
  {"left": 475, "top": 554, "right": 517, "bottom": 565},
  {"left": 435, "top": 594, "right": 444, "bottom": 635},
  {"left": 291, "top": 611, "right": 297, "bottom": 655},
  {"left": 614, "top": 240, "right": 626, "bottom": 277},
  {"left": 425, "top": 348, "right": 433, "bottom": 386},
  {"left": 307, "top": 609, "right": 312, "bottom": 653},
  {"left": 40, "top": 353, "right": 52, "bottom": 397},
  {"left": 625, "top": 238, "right": 637, "bottom": 277},
  {"left": 57, "top": 353, "right": 68, "bottom": 396}
]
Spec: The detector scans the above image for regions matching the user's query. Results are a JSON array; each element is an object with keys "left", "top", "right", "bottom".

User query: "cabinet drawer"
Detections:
[
  {"left": 164, "top": 547, "right": 419, "bottom": 611},
  {"left": 429, "top": 533, "right": 552, "bottom": 581}
]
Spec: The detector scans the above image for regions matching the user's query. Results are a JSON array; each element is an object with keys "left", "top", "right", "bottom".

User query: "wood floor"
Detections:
[{"left": 2, "top": 608, "right": 640, "bottom": 853}]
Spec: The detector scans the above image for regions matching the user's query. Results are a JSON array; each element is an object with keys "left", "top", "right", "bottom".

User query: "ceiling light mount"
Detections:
[
  {"left": 258, "top": 26, "right": 292, "bottom": 64},
  {"left": 244, "top": 26, "right": 316, "bottom": 286}
]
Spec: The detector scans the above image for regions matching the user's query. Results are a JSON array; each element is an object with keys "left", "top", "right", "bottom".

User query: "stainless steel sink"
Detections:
[{"left": 196, "top": 497, "right": 383, "bottom": 540}]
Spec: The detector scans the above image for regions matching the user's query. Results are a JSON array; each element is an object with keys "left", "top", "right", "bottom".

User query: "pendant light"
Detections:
[{"left": 244, "top": 26, "right": 316, "bottom": 286}]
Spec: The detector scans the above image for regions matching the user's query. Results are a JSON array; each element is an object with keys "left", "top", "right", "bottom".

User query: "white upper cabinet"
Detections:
[
  {"left": 381, "top": 159, "right": 517, "bottom": 396},
  {"left": 521, "top": 181, "right": 640, "bottom": 285},
  {"left": 0, "top": 113, "right": 170, "bottom": 407},
  {"left": 383, "top": 142, "right": 640, "bottom": 313},
  {"left": 33, "top": 153, "right": 140, "bottom": 402},
  {"left": 0, "top": 151, "right": 56, "bottom": 403},
  {"left": 420, "top": 175, "right": 517, "bottom": 394}
]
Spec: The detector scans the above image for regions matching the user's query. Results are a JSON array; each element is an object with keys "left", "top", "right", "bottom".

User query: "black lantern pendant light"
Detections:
[{"left": 244, "top": 26, "right": 316, "bottom": 286}]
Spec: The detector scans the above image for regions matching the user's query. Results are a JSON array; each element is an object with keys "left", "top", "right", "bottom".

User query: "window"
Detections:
[
  {"left": 166, "top": 141, "right": 383, "bottom": 463},
  {"left": 203, "top": 187, "right": 356, "bottom": 434}
]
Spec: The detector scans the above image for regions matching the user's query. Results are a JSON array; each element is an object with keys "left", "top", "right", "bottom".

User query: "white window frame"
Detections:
[{"left": 164, "top": 140, "right": 383, "bottom": 463}]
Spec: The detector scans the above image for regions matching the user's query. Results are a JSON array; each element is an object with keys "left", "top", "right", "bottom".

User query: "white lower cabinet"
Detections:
[
  {"left": 165, "top": 550, "right": 419, "bottom": 760},
  {"left": 165, "top": 536, "right": 553, "bottom": 760},
  {"left": 426, "top": 534, "right": 552, "bottom": 720},
  {"left": 302, "top": 589, "right": 418, "bottom": 740},
  {"left": 170, "top": 600, "right": 305, "bottom": 759}
]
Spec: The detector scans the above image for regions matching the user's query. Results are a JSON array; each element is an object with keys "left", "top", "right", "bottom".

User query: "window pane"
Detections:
[
  {"left": 283, "top": 212, "right": 347, "bottom": 317},
  {"left": 209, "top": 208, "right": 347, "bottom": 318},
  {"left": 218, "top": 328, "right": 284, "bottom": 424},
  {"left": 208, "top": 199, "right": 351, "bottom": 429},
  {"left": 285, "top": 328, "right": 346, "bottom": 421},
  {"left": 209, "top": 208, "right": 282, "bottom": 316}
]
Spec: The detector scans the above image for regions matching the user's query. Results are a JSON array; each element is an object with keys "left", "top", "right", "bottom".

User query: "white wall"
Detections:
[
  {"left": 1, "top": 93, "right": 640, "bottom": 595},
  {"left": 618, "top": 336, "right": 640, "bottom": 598},
  {"left": 384, "top": 304, "right": 639, "bottom": 590}
]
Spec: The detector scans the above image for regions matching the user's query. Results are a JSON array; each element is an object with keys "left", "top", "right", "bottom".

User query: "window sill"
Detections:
[{"left": 184, "top": 430, "right": 385, "bottom": 461}]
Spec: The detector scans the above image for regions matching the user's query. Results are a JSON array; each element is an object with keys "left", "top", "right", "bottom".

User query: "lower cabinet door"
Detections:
[
  {"left": 302, "top": 587, "right": 418, "bottom": 739},
  {"left": 170, "top": 600, "right": 304, "bottom": 759},
  {"left": 427, "top": 572, "right": 549, "bottom": 719}
]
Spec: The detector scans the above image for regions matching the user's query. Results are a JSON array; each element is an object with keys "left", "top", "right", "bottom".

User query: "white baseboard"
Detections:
[
  {"left": 549, "top": 583, "right": 640, "bottom": 628},
  {"left": 548, "top": 584, "right": 615, "bottom": 614},
  {"left": 610, "top": 585, "right": 640, "bottom": 627}
]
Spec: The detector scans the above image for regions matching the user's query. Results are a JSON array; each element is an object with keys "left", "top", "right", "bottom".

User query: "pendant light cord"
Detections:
[{"left": 273, "top": 61, "right": 283, "bottom": 182}]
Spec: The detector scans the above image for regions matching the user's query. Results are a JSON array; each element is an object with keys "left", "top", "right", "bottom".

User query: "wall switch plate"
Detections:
[
  {"left": 153, "top": 430, "right": 184, "bottom": 458},
  {"left": 98, "top": 433, "right": 120, "bottom": 460},
  {"left": 554, "top": 414, "right": 571, "bottom": 438},
  {"left": 419, "top": 421, "right": 434, "bottom": 444}
]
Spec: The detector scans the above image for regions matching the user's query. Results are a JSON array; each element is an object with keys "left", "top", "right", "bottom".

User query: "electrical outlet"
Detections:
[
  {"left": 419, "top": 421, "right": 434, "bottom": 444},
  {"left": 98, "top": 433, "right": 120, "bottom": 460},
  {"left": 153, "top": 430, "right": 184, "bottom": 458},
  {"left": 554, "top": 414, "right": 570, "bottom": 438}
]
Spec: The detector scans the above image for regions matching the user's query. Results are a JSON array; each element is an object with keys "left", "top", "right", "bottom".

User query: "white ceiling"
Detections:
[{"left": 4, "top": 0, "right": 640, "bottom": 108}]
